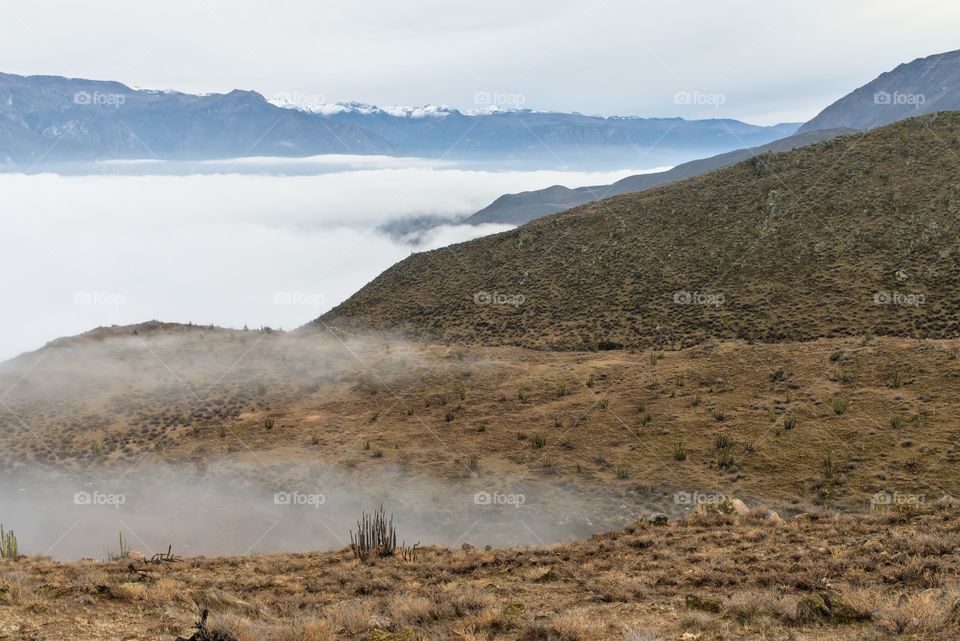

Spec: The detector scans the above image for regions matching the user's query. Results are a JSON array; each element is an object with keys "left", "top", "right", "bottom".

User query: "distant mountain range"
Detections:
[
  {"left": 0, "top": 71, "right": 797, "bottom": 168},
  {"left": 0, "top": 73, "right": 395, "bottom": 165},
  {"left": 468, "top": 48, "right": 960, "bottom": 226},
  {"left": 280, "top": 97, "right": 799, "bottom": 166}
]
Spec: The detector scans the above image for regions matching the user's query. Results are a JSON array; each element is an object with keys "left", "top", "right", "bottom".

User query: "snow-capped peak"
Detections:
[{"left": 268, "top": 94, "right": 530, "bottom": 118}]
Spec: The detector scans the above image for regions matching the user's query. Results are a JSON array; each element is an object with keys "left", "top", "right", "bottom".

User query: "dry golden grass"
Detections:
[
  {"left": 3, "top": 504, "right": 960, "bottom": 640},
  {"left": 3, "top": 326, "right": 960, "bottom": 638}
]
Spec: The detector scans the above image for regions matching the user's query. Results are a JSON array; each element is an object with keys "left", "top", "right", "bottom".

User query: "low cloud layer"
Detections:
[
  {"left": 1, "top": 464, "right": 642, "bottom": 560},
  {"left": 0, "top": 160, "right": 639, "bottom": 360}
]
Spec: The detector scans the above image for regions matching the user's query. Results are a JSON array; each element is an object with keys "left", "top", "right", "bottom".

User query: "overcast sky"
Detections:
[{"left": 1, "top": 0, "right": 957, "bottom": 124}]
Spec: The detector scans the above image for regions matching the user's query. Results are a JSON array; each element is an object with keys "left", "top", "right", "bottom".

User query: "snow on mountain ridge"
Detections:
[{"left": 267, "top": 95, "right": 530, "bottom": 118}]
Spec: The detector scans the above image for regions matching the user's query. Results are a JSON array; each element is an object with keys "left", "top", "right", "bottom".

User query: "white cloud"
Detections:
[{"left": 0, "top": 162, "right": 638, "bottom": 360}]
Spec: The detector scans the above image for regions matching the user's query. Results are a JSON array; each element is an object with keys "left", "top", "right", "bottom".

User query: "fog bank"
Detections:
[{"left": 0, "top": 161, "right": 641, "bottom": 360}]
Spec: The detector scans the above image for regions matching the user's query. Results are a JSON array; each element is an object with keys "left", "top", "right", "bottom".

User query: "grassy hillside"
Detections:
[
  {"left": 321, "top": 113, "right": 960, "bottom": 351},
  {"left": 3, "top": 325, "right": 960, "bottom": 513}
]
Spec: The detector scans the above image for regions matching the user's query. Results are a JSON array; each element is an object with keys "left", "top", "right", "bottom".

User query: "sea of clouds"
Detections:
[{"left": 0, "top": 157, "right": 650, "bottom": 360}]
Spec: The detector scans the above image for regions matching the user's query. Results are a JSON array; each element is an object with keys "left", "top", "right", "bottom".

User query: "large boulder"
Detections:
[{"left": 695, "top": 496, "right": 750, "bottom": 517}]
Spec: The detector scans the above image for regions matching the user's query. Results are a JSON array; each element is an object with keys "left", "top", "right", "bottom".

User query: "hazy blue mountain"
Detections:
[
  {"left": 306, "top": 102, "right": 800, "bottom": 167},
  {"left": 0, "top": 71, "right": 799, "bottom": 169},
  {"left": 0, "top": 72, "right": 395, "bottom": 166},
  {"left": 465, "top": 48, "right": 960, "bottom": 226},
  {"left": 799, "top": 49, "right": 960, "bottom": 133}
]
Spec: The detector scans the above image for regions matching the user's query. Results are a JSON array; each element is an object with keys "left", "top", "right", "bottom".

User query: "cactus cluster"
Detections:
[
  {"left": 349, "top": 506, "right": 397, "bottom": 562},
  {"left": 1, "top": 524, "right": 18, "bottom": 561}
]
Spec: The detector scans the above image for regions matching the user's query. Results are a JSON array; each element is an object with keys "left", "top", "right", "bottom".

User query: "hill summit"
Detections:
[{"left": 319, "top": 112, "right": 960, "bottom": 350}]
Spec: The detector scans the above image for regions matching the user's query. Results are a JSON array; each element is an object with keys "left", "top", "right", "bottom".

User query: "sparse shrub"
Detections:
[
  {"left": 372, "top": 449, "right": 383, "bottom": 458},
  {"left": 690, "top": 393, "right": 701, "bottom": 407},
  {"left": 830, "top": 349, "right": 845, "bottom": 362},
  {"left": 257, "top": 382, "right": 267, "bottom": 395},
  {"left": 783, "top": 416, "right": 797, "bottom": 430},
  {"left": 517, "top": 432, "right": 528, "bottom": 441},
  {"left": 888, "top": 370, "right": 902, "bottom": 389},
  {"left": 890, "top": 415, "right": 905, "bottom": 429},
  {"left": 553, "top": 417, "right": 563, "bottom": 428},
  {"left": 832, "top": 398, "right": 850, "bottom": 415},
  {"left": 555, "top": 383, "right": 567, "bottom": 397},
  {"left": 560, "top": 438, "right": 573, "bottom": 449},
  {"left": 264, "top": 418, "right": 275, "bottom": 430},
  {"left": 405, "top": 408, "right": 414, "bottom": 416},
  {"left": 674, "top": 442, "right": 687, "bottom": 461},
  {"left": 712, "top": 407, "right": 726, "bottom": 422},
  {"left": 444, "top": 412, "right": 454, "bottom": 422},
  {"left": 823, "top": 455, "right": 834, "bottom": 480},
  {"left": 532, "top": 434, "right": 546, "bottom": 448},
  {"left": 616, "top": 465, "right": 629, "bottom": 479},
  {"left": 717, "top": 449, "right": 736, "bottom": 469},
  {"left": 369, "top": 411, "right": 379, "bottom": 423},
  {"left": 477, "top": 423, "right": 487, "bottom": 433},
  {"left": 467, "top": 455, "right": 479, "bottom": 472},
  {"left": 218, "top": 425, "right": 226, "bottom": 438},
  {"left": 517, "top": 389, "right": 529, "bottom": 403},
  {"left": 771, "top": 368, "right": 789, "bottom": 383},
  {"left": 311, "top": 435, "right": 320, "bottom": 445},
  {"left": 598, "top": 399, "right": 609, "bottom": 409},
  {"left": 715, "top": 434, "right": 733, "bottom": 450}
]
